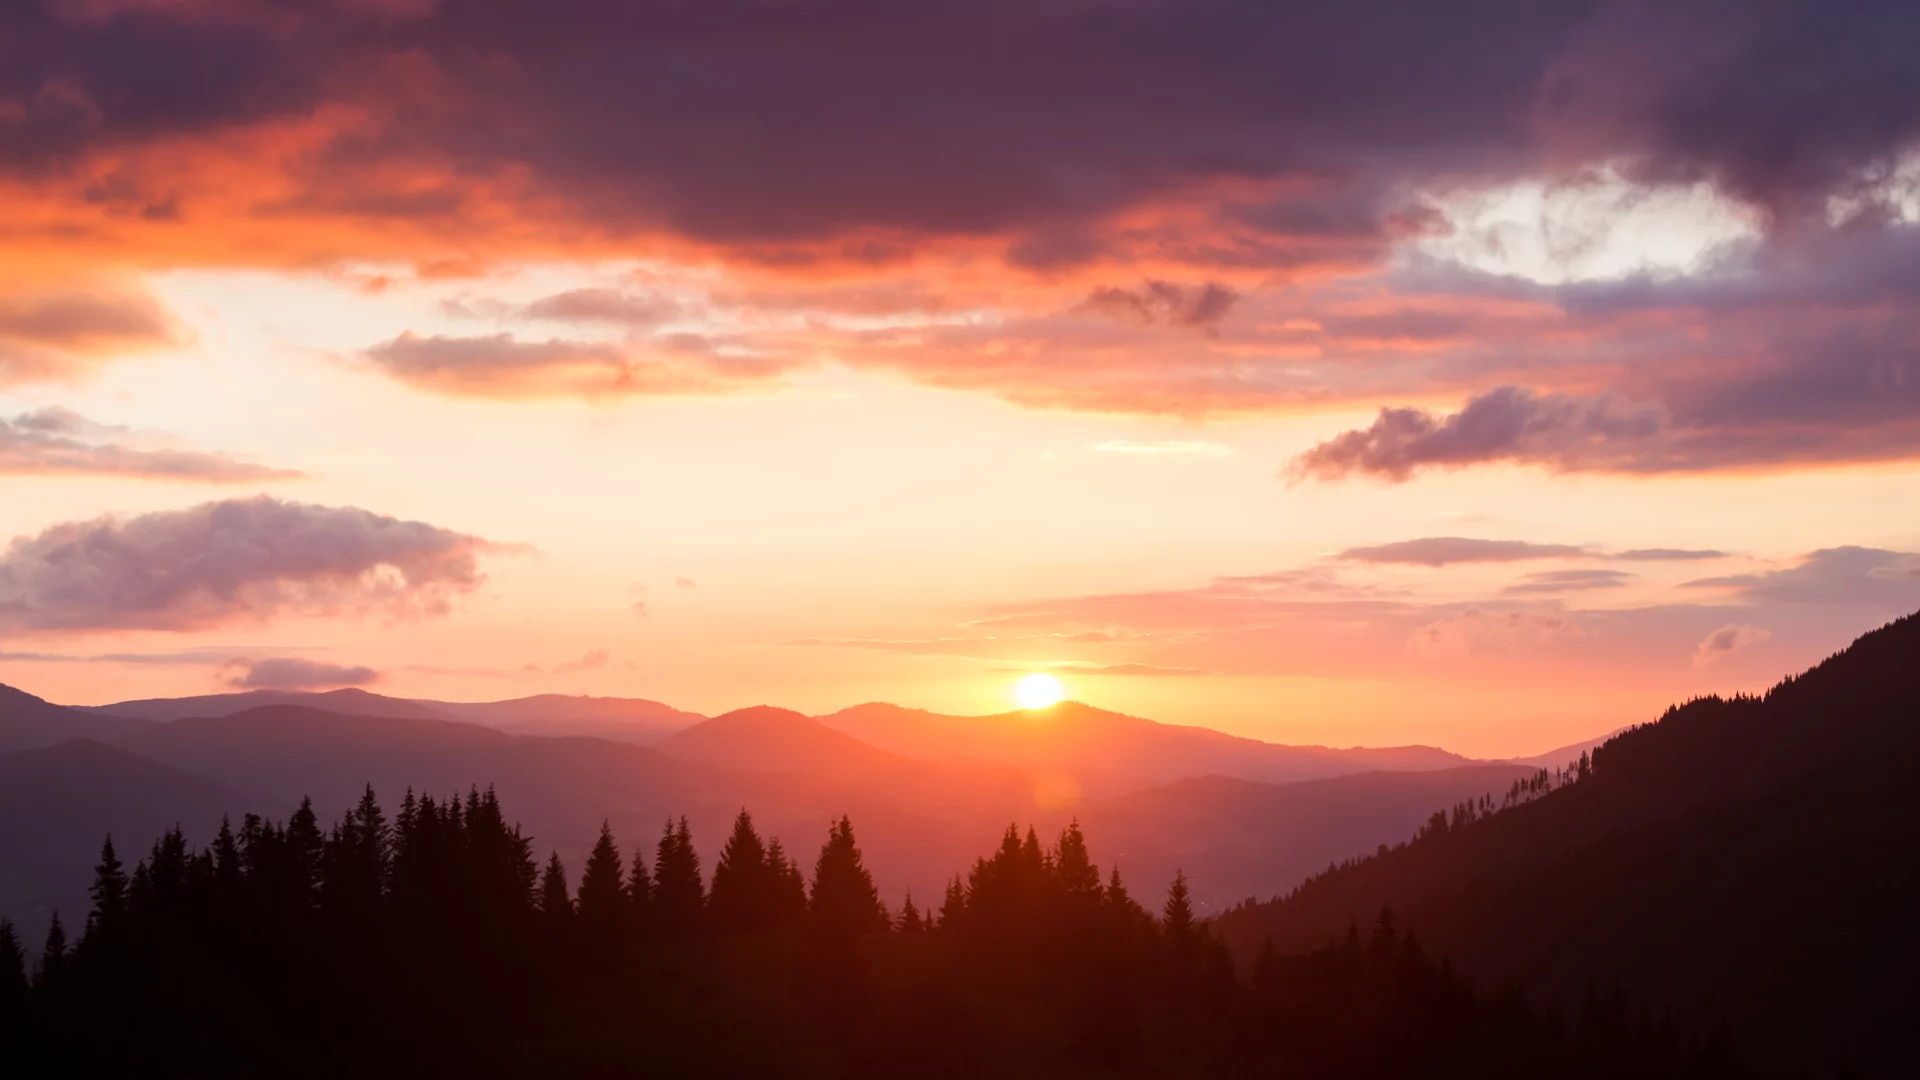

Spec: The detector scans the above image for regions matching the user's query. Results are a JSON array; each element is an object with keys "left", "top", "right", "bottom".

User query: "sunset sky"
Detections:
[{"left": 4, "top": 0, "right": 1919, "bottom": 757}]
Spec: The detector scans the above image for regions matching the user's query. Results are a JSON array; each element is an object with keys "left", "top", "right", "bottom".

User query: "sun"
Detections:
[{"left": 1015, "top": 672, "right": 1064, "bottom": 710}]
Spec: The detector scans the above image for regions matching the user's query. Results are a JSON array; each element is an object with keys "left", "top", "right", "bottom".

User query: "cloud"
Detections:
[
  {"left": 1613, "top": 548, "right": 1729, "bottom": 561},
  {"left": 1504, "top": 568, "right": 1634, "bottom": 594},
  {"left": 522, "top": 289, "right": 681, "bottom": 327},
  {"left": 1290, "top": 387, "right": 1671, "bottom": 482},
  {"left": 0, "top": 291, "right": 183, "bottom": 383},
  {"left": 1692, "top": 624, "right": 1771, "bottom": 666},
  {"left": 1084, "top": 282, "right": 1240, "bottom": 327},
  {"left": 1685, "top": 547, "right": 1920, "bottom": 605},
  {"left": 1409, "top": 607, "right": 1586, "bottom": 658},
  {"left": 0, "top": 496, "right": 497, "bottom": 634},
  {"left": 227, "top": 657, "right": 380, "bottom": 689},
  {"left": 361, "top": 332, "right": 792, "bottom": 398},
  {"left": 1337, "top": 537, "right": 1589, "bottom": 567},
  {"left": 3, "top": 1, "right": 1920, "bottom": 471},
  {"left": 0, "top": 406, "right": 301, "bottom": 482},
  {"left": 674, "top": 576, "right": 697, "bottom": 589},
  {"left": 554, "top": 648, "right": 610, "bottom": 674},
  {"left": 1094, "top": 440, "right": 1230, "bottom": 457}
]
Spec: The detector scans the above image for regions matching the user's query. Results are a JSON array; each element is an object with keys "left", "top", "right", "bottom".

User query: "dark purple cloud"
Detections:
[
  {"left": 1614, "top": 548, "right": 1728, "bottom": 561},
  {"left": 1083, "top": 281, "right": 1240, "bottom": 327},
  {"left": 1290, "top": 387, "right": 1671, "bottom": 482},
  {"left": 0, "top": 496, "right": 496, "bottom": 633},
  {"left": 228, "top": 657, "right": 380, "bottom": 690},
  {"left": 1337, "top": 537, "right": 1589, "bottom": 567},
  {"left": 0, "top": 406, "right": 301, "bottom": 481},
  {"left": 9, "top": 1, "right": 1915, "bottom": 250}
]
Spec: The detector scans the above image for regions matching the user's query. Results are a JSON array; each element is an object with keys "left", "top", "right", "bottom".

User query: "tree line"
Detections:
[{"left": 1, "top": 784, "right": 1751, "bottom": 1078}]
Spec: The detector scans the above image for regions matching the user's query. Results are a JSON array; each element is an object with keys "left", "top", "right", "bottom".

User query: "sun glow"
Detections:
[{"left": 1016, "top": 672, "right": 1064, "bottom": 710}]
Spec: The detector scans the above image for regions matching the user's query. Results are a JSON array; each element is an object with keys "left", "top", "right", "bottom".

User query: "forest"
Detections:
[{"left": 1, "top": 786, "right": 1749, "bottom": 1079}]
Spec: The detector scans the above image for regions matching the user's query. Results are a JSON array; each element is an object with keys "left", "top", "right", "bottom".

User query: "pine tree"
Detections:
[
  {"left": 764, "top": 838, "right": 808, "bottom": 929},
  {"left": 576, "top": 821, "right": 627, "bottom": 939},
  {"left": 1053, "top": 820, "right": 1101, "bottom": 905},
  {"left": 539, "top": 852, "right": 573, "bottom": 921},
  {"left": 286, "top": 796, "right": 325, "bottom": 909},
  {"left": 652, "top": 817, "right": 705, "bottom": 936},
  {"left": 35, "top": 914, "right": 68, "bottom": 990},
  {"left": 86, "top": 835, "right": 129, "bottom": 941},
  {"left": 1162, "top": 870, "right": 1196, "bottom": 955},
  {"left": 0, "top": 918, "right": 27, "bottom": 1022},
  {"left": 624, "top": 846, "right": 652, "bottom": 935},
  {"left": 897, "top": 893, "right": 925, "bottom": 934},
  {"left": 709, "top": 809, "right": 774, "bottom": 934},
  {"left": 211, "top": 816, "right": 242, "bottom": 898},
  {"left": 809, "top": 816, "right": 887, "bottom": 939}
]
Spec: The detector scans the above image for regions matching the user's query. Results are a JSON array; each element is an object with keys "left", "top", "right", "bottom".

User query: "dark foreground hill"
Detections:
[{"left": 1214, "top": 612, "right": 1920, "bottom": 1078}]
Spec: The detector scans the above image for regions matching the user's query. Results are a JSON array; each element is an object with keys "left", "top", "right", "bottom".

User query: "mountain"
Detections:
[
  {"left": 426, "top": 693, "right": 703, "bottom": 742},
  {"left": 0, "top": 739, "right": 245, "bottom": 942},
  {"left": 1213, "top": 612, "right": 1920, "bottom": 1077},
  {"left": 1, "top": 682, "right": 152, "bottom": 752},
  {"left": 817, "top": 700, "right": 1472, "bottom": 793},
  {"left": 1504, "top": 727, "right": 1626, "bottom": 770},
  {"left": 1069, "top": 764, "right": 1535, "bottom": 915},
  {"left": 81, "top": 686, "right": 460, "bottom": 723}
]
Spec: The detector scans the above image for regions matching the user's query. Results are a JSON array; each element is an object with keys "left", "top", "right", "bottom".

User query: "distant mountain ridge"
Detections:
[
  {"left": 1, "top": 683, "right": 153, "bottom": 752},
  {"left": 77, "top": 687, "right": 703, "bottom": 743},
  {"left": 817, "top": 700, "right": 1473, "bottom": 792}
]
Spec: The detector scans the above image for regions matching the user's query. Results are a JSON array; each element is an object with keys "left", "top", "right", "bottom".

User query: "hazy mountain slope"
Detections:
[
  {"left": 1068, "top": 764, "right": 1535, "bottom": 915},
  {"left": 418, "top": 693, "right": 703, "bottom": 742},
  {"left": 1, "top": 683, "right": 152, "bottom": 752},
  {"left": 817, "top": 700, "right": 1471, "bottom": 791},
  {"left": 0, "top": 739, "right": 245, "bottom": 941},
  {"left": 82, "top": 687, "right": 460, "bottom": 723},
  {"left": 1213, "top": 612, "right": 1920, "bottom": 1077},
  {"left": 1504, "top": 728, "right": 1627, "bottom": 770}
]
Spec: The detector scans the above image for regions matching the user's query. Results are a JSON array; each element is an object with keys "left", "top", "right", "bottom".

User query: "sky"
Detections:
[{"left": 3, "top": 0, "right": 1920, "bottom": 758}]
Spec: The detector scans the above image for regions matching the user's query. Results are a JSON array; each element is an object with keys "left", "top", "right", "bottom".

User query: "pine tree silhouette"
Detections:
[
  {"left": 808, "top": 816, "right": 886, "bottom": 939},
  {"left": 1162, "top": 870, "right": 1197, "bottom": 955},
  {"left": 576, "top": 821, "right": 627, "bottom": 954},
  {"left": 896, "top": 892, "right": 925, "bottom": 934},
  {"left": 651, "top": 816, "right": 705, "bottom": 937},
  {"left": 34, "top": 914, "right": 67, "bottom": 991},
  {"left": 539, "top": 852, "right": 573, "bottom": 920},
  {"left": 86, "top": 835, "right": 128, "bottom": 940},
  {"left": 709, "top": 809, "right": 774, "bottom": 934},
  {"left": 0, "top": 918, "right": 27, "bottom": 1024}
]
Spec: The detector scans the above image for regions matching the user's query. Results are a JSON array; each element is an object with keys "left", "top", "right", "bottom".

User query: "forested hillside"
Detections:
[{"left": 1214, "top": 613, "right": 1920, "bottom": 1077}]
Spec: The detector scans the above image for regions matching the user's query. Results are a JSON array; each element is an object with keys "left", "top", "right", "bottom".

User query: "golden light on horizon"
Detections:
[{"left": 1016, "top": 672, "right": 1064, "bottom": 710}]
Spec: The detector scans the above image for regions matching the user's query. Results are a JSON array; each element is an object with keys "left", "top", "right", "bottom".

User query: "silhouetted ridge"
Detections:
[{"left": 1214, "top": 611, "right": 1920, "bottom": 1077}]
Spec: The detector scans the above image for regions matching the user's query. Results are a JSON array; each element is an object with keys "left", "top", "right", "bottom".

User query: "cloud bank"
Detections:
[{"left": 0, "top": 496, "right": 496, "bottom": 634}]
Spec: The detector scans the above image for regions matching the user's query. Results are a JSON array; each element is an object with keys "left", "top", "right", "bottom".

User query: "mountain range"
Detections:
[{"left": 0, "top": 683, "right": 1533, "bottom": 947}]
